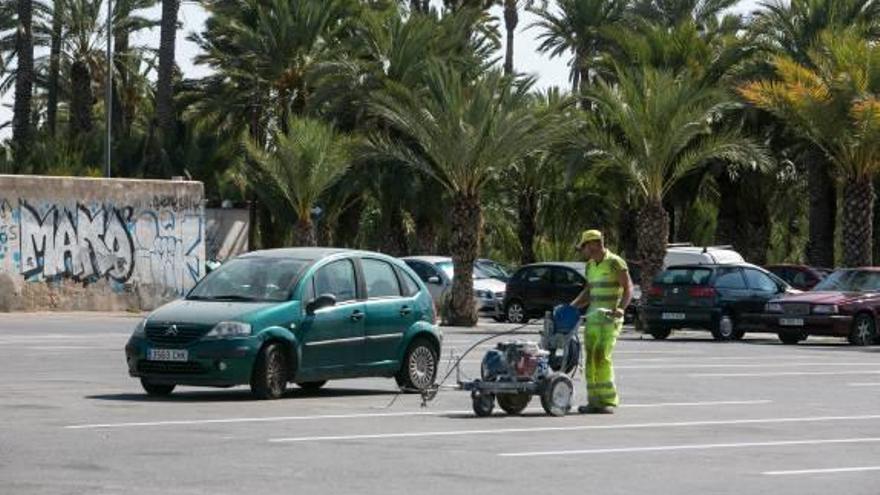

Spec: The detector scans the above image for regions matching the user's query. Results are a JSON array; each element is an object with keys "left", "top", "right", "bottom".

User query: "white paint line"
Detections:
[
  {"left": 23, "top": 346, "right": 95, "bottom": 350},
  {"left": 763, "top": 466, "right": 880, "bottom": 476},
  {"left": 848, "top": 383, "right": 880, "bottom": 387},
  {"left": 692, "top": 371, "right": 880, "bottom": 377},
  {"left": 64, "top": 399, "right": 769, "bottom": 430},
  {"left": 267, "top": 414, "right": 880, "bottom": 444},
  {"left": 617, "top": 362, "right": 879, "bottom": 370},
  {"left": 499, "top": 437, "right": 880, "bottom": 458}
]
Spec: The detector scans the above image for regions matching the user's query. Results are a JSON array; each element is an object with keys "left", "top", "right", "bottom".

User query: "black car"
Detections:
[
  {"left": 502, "top": 263, "right": 587, "bottom": 324},
  {"left": 641, "top": 263, "right": 793, "bottom": 341}
]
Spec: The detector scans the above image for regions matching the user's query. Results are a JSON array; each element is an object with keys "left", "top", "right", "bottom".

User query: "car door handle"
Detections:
[
  {"left": 400, "top": 306, "right": 412, "bottom": 316},
  {"left": 350, "top": 310, "right": 364, "bottom": 322}
]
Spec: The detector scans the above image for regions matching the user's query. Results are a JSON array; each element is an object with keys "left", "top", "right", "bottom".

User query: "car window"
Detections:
[
  {"left": 406, "top": 260, "right": 438, "bottom": 283},
  {"left": 791, "top": 271, "right": 809, "bottom": 288},
  {"left": 362, "top": 259, "right": 401, "bottom": 298},
  {"left": 314, "top": 259, "right": 358, "bottom": 302},
  {"left": 526, "top": 266, "right": 552, "bottom": 283},
  {"left": 656, "top": 267, "right": 712, "bottom": 285},
  {"left": 553, "top": 268, "right": 582, "bottom": 285},
  {"left": 395, "top": 266, "right": 421, "bottom": 297},
  {"left": 815, "top": 270, "right": 880, "bottom": 292},
  {"left": 188, "top": 257, "right": 309, "bottom": 302},
  {"left": 744, "top": 269, "right": 778, "bottom": 292},
  {"left": 714, "top": 268, "right": 747, "bottom": 289}
]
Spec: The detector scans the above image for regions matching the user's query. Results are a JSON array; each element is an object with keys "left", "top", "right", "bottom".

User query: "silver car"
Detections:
[{"left": 403, "top": 256, "right": 507, "bottom": 321}]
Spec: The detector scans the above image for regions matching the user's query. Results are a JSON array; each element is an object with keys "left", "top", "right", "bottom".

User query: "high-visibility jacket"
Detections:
[{"left": 585, "top": 250, "right": 628, "bottom": 321}]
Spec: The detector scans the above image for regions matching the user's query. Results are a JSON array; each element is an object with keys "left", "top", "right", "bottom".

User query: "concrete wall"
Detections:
[
  {"left": 205, "top": 207, "right": 249, "bottom": 261},
  {"left": 0, "top": 175, "right": 205, "bottom": 311}
]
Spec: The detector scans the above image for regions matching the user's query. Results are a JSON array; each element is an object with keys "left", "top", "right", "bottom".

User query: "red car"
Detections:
[
  {"left": 764, "top": 268, "right": 880, "bottom": 345},
  {"left": 764, "top": 264, "right": 830, "bottom": 291}
]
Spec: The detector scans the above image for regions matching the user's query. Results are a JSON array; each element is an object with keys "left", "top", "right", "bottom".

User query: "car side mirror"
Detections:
[
  {"left": 306, "top": 294, "right": 337, "bottom": 315},
  {"left": 427, "top": 276, "right": 441, "bottom": 285}
]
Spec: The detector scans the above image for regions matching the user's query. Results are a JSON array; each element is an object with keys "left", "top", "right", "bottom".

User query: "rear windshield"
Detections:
[
  {"left": 656, "top": 267, "right": 712, "bottom": 286},
  {"left": 813, "top": 270, "right": 880, "bottom": 292}
]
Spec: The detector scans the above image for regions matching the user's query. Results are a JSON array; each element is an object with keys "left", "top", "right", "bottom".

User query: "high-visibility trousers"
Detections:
[{"left": 583, "top": 316, "right": 621, "bottom": 407}]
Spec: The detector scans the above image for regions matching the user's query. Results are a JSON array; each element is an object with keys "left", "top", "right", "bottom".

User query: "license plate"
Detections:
[
  {"left": 779, "top": 318, "right": 804, "bottom": 327},
  {"left": 147, "top": 349, "right": 188, "bottom": 362},
  {"left": 662, "top": 313, "right": 686, "bottom": 320}
]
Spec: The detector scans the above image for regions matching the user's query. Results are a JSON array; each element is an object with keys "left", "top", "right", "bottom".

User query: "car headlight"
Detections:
[
  {"left": 132, "top": 319, "right": 147, "bottom": 337},
  {"left": 765, "top": 302, "right": 783, "bottom": 313},
  {"left": 812, "top": 304, "right": 838, "bottom": 315},
  {"left": 204, "top": 321, "right": 252, "bottom": 339}
]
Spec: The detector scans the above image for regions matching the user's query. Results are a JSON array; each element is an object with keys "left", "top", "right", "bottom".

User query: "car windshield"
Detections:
[
  {"left": 812, "top": 270, "right": 880, "bottom": 292},
  {"left": 437, "top": 261, "right": 491, "bottom": 280},
  {"left": 477, "top": 261, "right": 510, "bottom": 279},
  {"left": 187, "top": 257, "right": 310, "bottom": 302}
]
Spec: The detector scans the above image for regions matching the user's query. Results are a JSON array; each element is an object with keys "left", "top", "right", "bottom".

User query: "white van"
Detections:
[{"left": 663, "top": 245, "right": 745, "bottom": 268}]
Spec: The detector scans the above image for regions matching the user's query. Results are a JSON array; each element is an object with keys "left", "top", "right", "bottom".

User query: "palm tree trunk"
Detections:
[
  {"left": 113, "top": 31, "right": 131, "bottom": 139},
  {"left": 806, "top": 153, "right": 836, "bottom": 267},
  {"left": 156, "top": 0, "right": 180, "bottom": 138},
  {"left": 12, "top": 0, "right": 34, "bottom": 165},
  {"left": 448, "top": 192, "right": 481, "bottom": 327},
  {"left": 415, "top": 217, "right": 438, "bottom": 254},
  {"left": 294, "top": 216, "right": 317, "bottom": 247},
  {"left": 842, "top": 176, "right": 874, "bottom": 267},
  {"left": 517, "top": 188, "right": 537, "bottom": 265},
  {"left": 619, "top": 205, "right": 638, "bottom": 259},
  {"left": 636, "top": 199, "right": 669, "bottom": 292},
  {"left": 503, "top": 0, "right": 518, "bottom": 75},
  {"left": 47, "top": 1, "right": 63, "bottom": 137},
  {"left": 70, "top": 60, "right": 94, "bottom": 138}
]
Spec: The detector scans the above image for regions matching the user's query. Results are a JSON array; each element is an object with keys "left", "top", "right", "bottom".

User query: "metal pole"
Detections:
[{"left": 105, "top": 0, "right": 112, "bottom": 178}]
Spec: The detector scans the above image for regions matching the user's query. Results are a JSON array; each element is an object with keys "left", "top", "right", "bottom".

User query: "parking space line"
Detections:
[
  {"left": 617, "top": 362, "right": 879, "bottom": 370},
  {"left": 267, "top": 414, "right": 880, "bottom": 444},
  {"left": 763, "top": 466, "right": 880, "bottom": 476},
  {"left": 64, "top": 400, "right": 770, "bottom": 430},
  {"left": 692, "top": 371, "right": 880, "bottom": 377},
  {"left": 499, "top": 437, "right": 880, "bottom": 458},
  {"left": 848, "top": 383, "right": 880, "bottom": 387}
]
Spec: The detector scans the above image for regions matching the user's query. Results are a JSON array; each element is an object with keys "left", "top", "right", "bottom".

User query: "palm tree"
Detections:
[
  {"left": 111, "top": 0, "right": 157, "bottom": 140},
  {"left": 13, "top": 0, "right": 34, "bottom": 161},
  {"left": 368, "top": 64, "right": 561, "bottom": 326},
  {"left": 61, "top": 0, "right": 106, "bottom": 138},
  {"left": 529, "top": 0, "right": 629, "bottom": 94},
  {"left": 498, "top": 0, "right": 544, "bottom": 75},
  {"left": 243, "top": 117, "right": 354, "bottom": 246},
  {"left": 580, "top": 66, "right": 770, "bottom": 290},
  {"left": 156, "top": 0, "right": 179, "bottom": 139},
  {"left": 739, "top": 30, "right": 880, "bottom": 267},
  {"left": 629, "top": 0, "right": 740, "bottom": 30}
]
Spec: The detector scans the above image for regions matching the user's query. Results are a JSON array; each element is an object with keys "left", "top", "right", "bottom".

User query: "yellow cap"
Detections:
[{"left": 576, "top": 229, "right": 603, "bottom": 248}]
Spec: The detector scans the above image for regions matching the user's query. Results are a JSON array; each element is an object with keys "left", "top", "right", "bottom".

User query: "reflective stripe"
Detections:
[{"left": 591, "top": 281, "right": 621, "bottom": 289}]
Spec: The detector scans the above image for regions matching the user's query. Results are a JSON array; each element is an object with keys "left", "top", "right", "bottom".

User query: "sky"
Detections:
[{"left": 0, "top": 0, "right": 764, "bottom": 140}]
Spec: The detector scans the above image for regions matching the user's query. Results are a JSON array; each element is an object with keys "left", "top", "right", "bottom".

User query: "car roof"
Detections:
[
  {"left": 241, "top": 248, "right": 388, "bottom": 261},
  {"left": 664, "top": 262, "right": 765, "bottom": 270},
  {"left": 403, "top": 256, "right": 452, "bottom": 264},
  {"left": 518, "top": 262, "right": 586, "bottom": 271}
]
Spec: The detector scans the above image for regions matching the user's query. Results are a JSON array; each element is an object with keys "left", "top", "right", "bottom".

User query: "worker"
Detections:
[{"left": 570, "top": 229, "right": 633, "bottom": 414}]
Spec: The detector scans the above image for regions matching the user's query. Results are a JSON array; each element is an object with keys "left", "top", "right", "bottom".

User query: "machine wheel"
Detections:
[
  {"left": 505, "top": 301, "right": 529, "bottom": 324},
  {"left": 471, "top": 389, "right": 495, "bottom": 417},
  {"left": 648, "top": 327, "right": 672, "bottom": 340},
  {"left": 296, "top": 380, "right": 327, "bottom": 392},
  {"left": 711, "top": 313, "right": 738, "bottom": 341},
  {"left": 141, "top": 379, "right": 175, "bottom": 397},
  {"left": 778, "top": 332, "right": 807, "bottom": 345},
  {"left": 395, "top": 338, "right": 438, "bottom": 392},
  {"left": 250, "top": 343, "right": 288, "bottom": 400},
  {"left": 497, "top": 393, "right": 532, "bottom": 415},
  {"left": 540, "top": 373, "right": 573, "bottom": 417},
  {"left": 849, "top": 314, "right": 878, "bottom": 346}
]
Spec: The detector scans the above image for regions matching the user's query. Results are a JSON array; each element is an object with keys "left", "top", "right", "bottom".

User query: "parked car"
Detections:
[
  {"left": 476, "top": 258, "right": 514, "bottom": 282},
  {"left": 502, "top": 262, "right": 587, "bottom": 324},
  {"left": 642, "top": 263, "right": 794, "bottom": 341},
  {"left": 125, "top": 248, "right": 442, "bottom": 399},
  {"left": 764, "top": 268, "right": 880, "bottom": 346},
  {"left": 765, "top": 264, "right": 830, "bottom": 291},
  {"left": 402, "top": 256, "right": 507, "bottom": 321}
]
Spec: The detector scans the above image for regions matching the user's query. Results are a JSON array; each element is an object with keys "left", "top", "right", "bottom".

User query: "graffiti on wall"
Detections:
[{"left": 0, "top": 198, "right": 204, "bottom": 295}]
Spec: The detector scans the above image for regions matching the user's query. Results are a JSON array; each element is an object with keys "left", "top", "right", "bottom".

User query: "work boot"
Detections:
[{"left": 578, "top": 405, "right": 615, "bottom": 414}]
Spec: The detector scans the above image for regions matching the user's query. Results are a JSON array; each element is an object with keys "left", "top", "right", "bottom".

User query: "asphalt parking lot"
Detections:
[{"left": 1, "top": 313, "right": 879, "bottom": 495}]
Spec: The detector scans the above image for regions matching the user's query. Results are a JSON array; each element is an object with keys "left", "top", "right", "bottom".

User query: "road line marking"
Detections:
[
  {"left": 64, "top": 400, "right": 769, "bottom": 430},
  {"left": 763, "top": 466, "right": 880, "bottom": 476},
  {"left": 849, "top": 382, "right": 880, "bottom": 387},
  {"left": 499, "top": 437, "right": 880, "bottom": 458},
  {"left": 692, "top": 371, "right": 880, "bottom": 377},
  {"left": 267, "top": 414, "right": 880, "bottom": 443},
  {"left": 617, "top": 362, "right": 879, "bottom": 370}
]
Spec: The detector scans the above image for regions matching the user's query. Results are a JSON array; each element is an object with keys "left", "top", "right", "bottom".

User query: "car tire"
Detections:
[
  {"left": 395, "top": 338, "right": 438, "bottom": 392},
  {"left": 711, "top": 313, "right": 738, "bottom": 342},
  {"left": 472, "top": 389, "right": 495, "bottom": 417},
  {"left": 849, "top": 314, "right": 878, "bottom": 346},
  {"left": 778, "top": 332, "right": 807, "bottom": 345},
  {"left": 492, "top": 314, "right": 507, "bottom": 323},
  {"left": 250, "top": 343, "right": 288, "bottom": 400},
  {"left": 296, "top": 380, "right": 327, "bottom": 392},
  {"left": 505, "top": 301, "right": 529, "bottom": 324},
  {"left": 140, "top": 379, "right": 175, "bottom": 397},
  {"left": 648, "top": 327, "right": 672, "bottom": 340},
  {"left": 497, "top": 393, "right": 532, "bottom": 415},
  {"left": 540, "top": 373, "right": 573, "bottom": 417}
]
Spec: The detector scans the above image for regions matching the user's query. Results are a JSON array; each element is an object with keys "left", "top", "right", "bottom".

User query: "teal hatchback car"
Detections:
[{"left": 125, "top": 248, "right": 442, "bottom": 399}]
